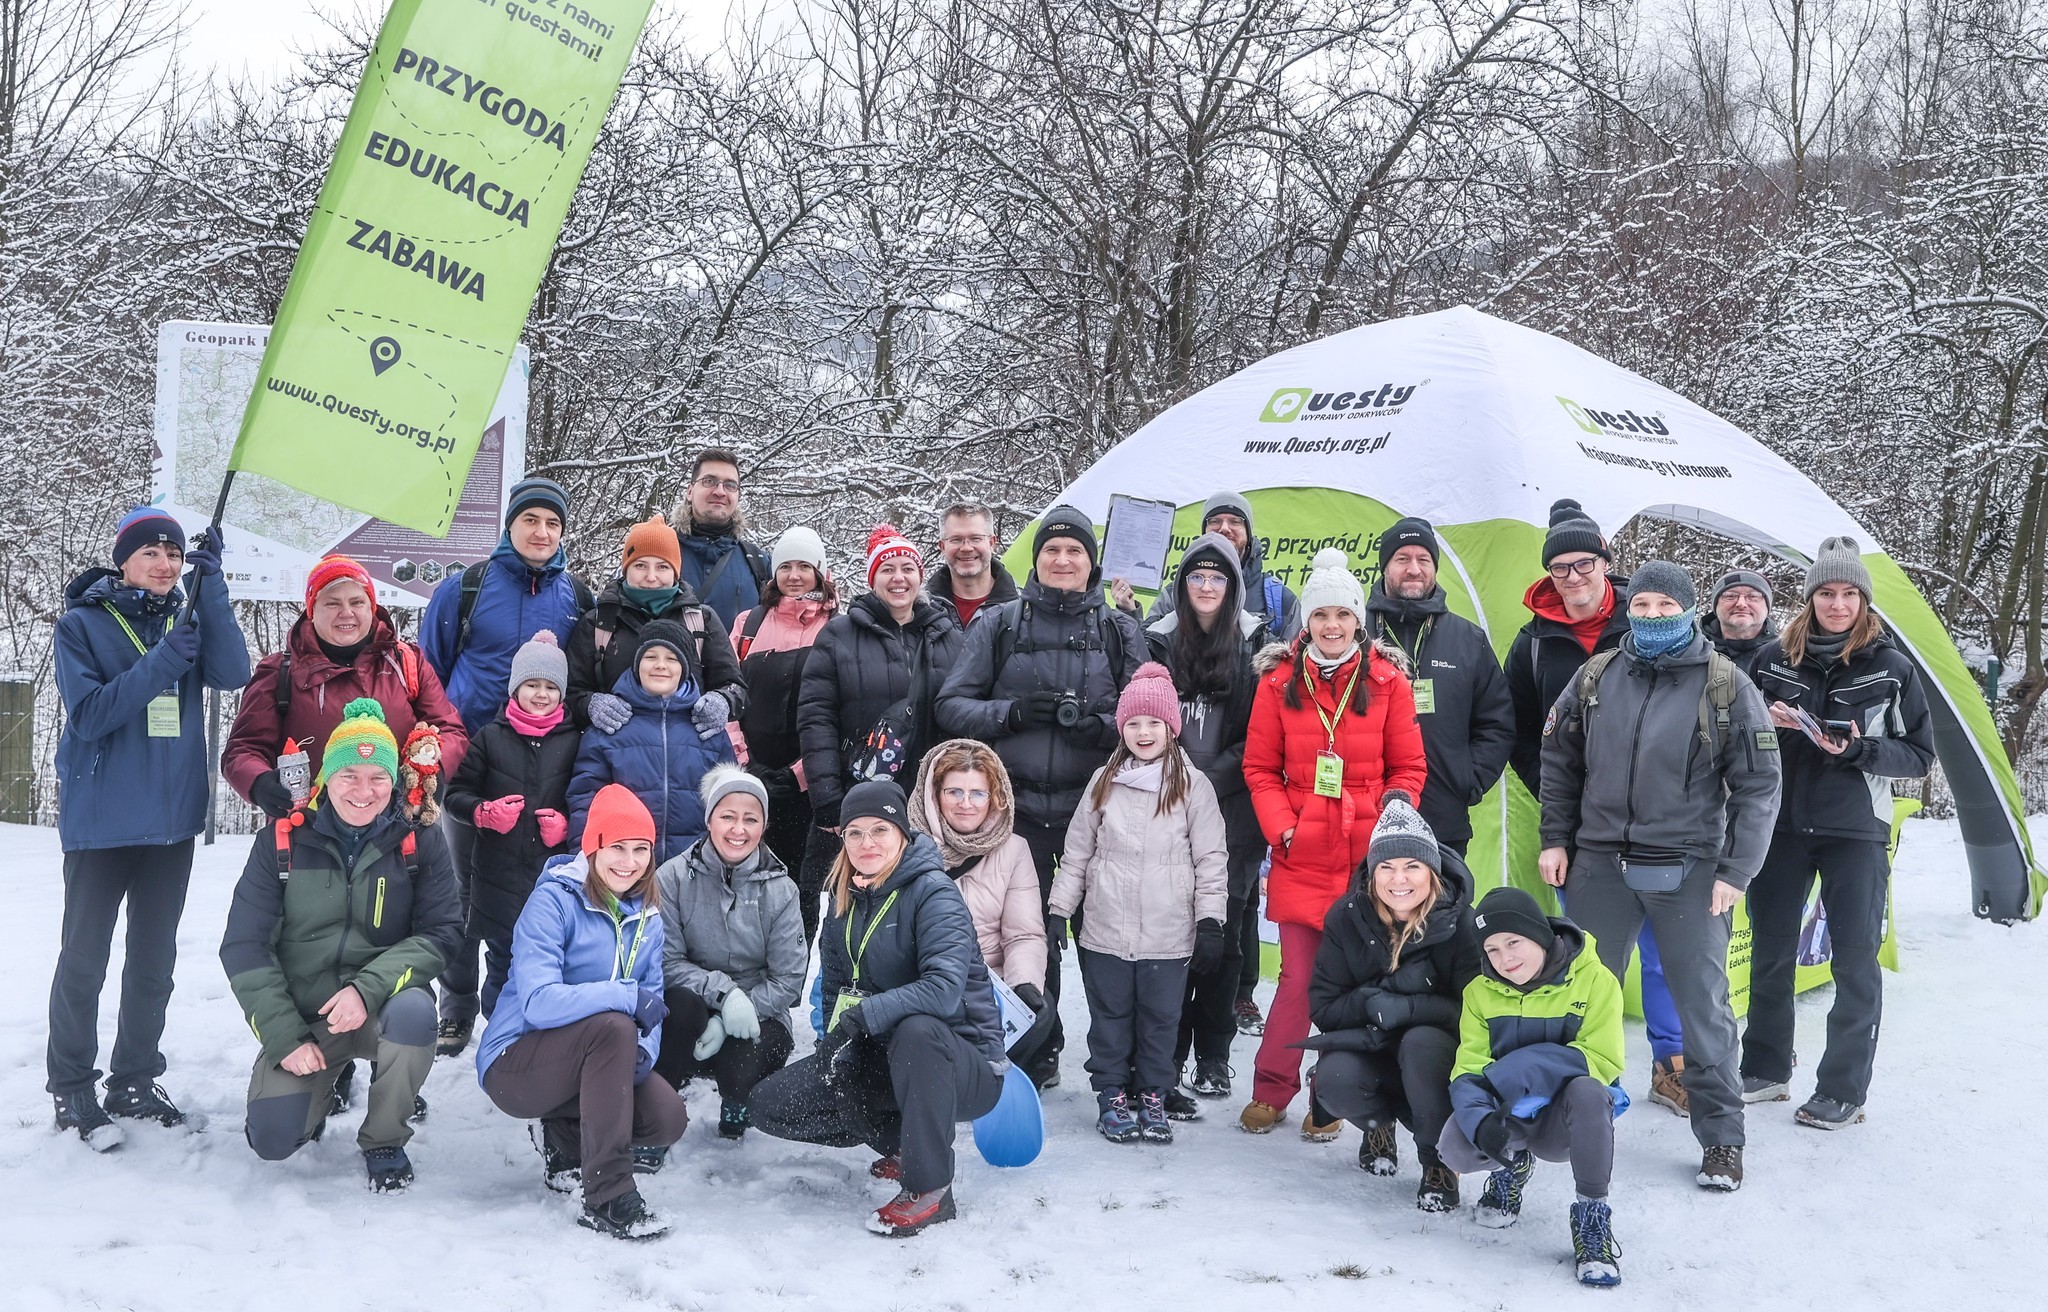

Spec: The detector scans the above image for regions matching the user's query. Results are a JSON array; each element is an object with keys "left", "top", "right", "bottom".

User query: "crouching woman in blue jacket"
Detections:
[
  {"left": 750, "top": 779, "right": 1007, "bottom": 1237},
  {"left": 478, "top": 783, "right": 687, "bottom": 1241}
]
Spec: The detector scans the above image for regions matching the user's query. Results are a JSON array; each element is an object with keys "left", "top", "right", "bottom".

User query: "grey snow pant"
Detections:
[
  {"left": 244, "top": 987, "right": 436, "bottom": 1159},
  {"left": 1437, "top": 1074, "right": 1614, "bottom": 1199},
  {"left": 1312, "top": 1025, "right": 1457, "bottom": 1165},
  {"left": 46, "top": 841, "right": 194, "bottom": 1094},
  {"left": 1079, "top": 947, "right": 1189, "bottom": 1093}
]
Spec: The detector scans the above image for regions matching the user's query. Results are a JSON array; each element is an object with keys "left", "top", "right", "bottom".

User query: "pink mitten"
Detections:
[
  {"left": 535, "top": 808, "right": 568, "bottom": 847},
  {"left": 474, "top": 795, "right": 526, "bottom": 834}
]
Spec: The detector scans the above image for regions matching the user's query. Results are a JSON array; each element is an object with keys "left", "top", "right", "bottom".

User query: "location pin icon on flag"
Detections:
[{"left": 370, "top": 336, "right": 402, "bottom": 377}]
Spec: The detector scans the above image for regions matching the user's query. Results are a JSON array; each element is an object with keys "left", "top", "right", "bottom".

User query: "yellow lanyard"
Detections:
[
  {"left": 609, "top": 900, "right": 648, "bottom": 979},
  {"left": 104, "top": 605, "right": 154, "bottom": 655},
  {"left": 843, "top": 889, "right": 902, "bottom": 989},
  {"left": 1301, "top": 658, "right": 1364, "bottom": 749}
]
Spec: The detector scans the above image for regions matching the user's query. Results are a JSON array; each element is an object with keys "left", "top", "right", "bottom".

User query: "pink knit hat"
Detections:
[{"left": 1116, "top": 662, "right": 1183, "bottom": 735}]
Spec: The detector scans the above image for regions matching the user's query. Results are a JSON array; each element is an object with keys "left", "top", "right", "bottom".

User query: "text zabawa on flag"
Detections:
[{"left": 227, "top": 0, "right": 654, "bottom": 536}]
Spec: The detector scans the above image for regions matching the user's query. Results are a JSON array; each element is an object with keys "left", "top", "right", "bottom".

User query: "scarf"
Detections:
[
  {"left": 1307, "top": 640, "right": 1361, "bottom": 674},
  {"left": 1116, "top": 756, "right": 1165, "bottom": 792},
  {"left": 622, "top": 583, "right": 681, "bottom": 617},
  {"left": 1629, "top": 609, "right": 1697, "bottom": 660},
  {"left": 911, "top": 778, "right": 1014, "bottom": 868},
  {"left": 1803, "top": 623, "right": 1854, "bottom": 666},
  {"left": 505, "top": 697, "right": 565, "bottom": 737},
  {"left": 315, "top": 635, "right": 370, "bottom": 667}
]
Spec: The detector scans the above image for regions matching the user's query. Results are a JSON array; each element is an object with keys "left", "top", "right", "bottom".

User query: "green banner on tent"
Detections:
[{"left": 227, "top": 0, "right": 653, "bottom": 535}]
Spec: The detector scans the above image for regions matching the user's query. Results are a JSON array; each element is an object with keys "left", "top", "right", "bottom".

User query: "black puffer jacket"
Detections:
[
  {"left": 1504, "top": 574, "right": 1631, "bottom": 796},
  {"left": 797, "top": 592, "right": 963, "bottom": 826},
  {"left": 443, "top": 712, "right": 583, "bottom": 942},
  {"left": 565, "top": 577, "right": 747, "bottom": 728},
  {"left": 1304, "top": 856, "right": 1481, "bottom": 1051},
  {"left": 819, "top": 833, "right": 1008, "bottom": 1063},
  {"left": 934, "top": 577, "right": 1144, "bottom": 829},
  {"left": 1751, "top": 631, "right": 1934, "bottom": 843}
]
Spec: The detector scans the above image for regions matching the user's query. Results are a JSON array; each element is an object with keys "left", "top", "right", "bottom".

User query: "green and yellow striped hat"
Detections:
[{"left": 317, "top": 698, "right": 401, "bottom": 790}]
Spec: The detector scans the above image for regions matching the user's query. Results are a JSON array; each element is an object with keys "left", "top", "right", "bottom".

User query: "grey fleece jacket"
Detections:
[
  {"left": 1538, "top": 632, "right": 1782, "bottom": 888},
  {"left": 654, "top": 837, "right": 808, "bottom": 1016}
]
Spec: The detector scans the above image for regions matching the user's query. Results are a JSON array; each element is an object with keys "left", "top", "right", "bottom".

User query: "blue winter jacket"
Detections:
[
  {"left": 54, "top": 568, "right": 251, "bottom": 852},
  {"left": 421, "top": 537, "right": 587, "bottom": 735},
  {"left": 678, "top": 528, "right": 769, "bottom": 630},
  {"left": 566, "top": 669, "right": 736, "bottom": 865},
  {"left": 475, "top": 858, "right": 665, "bottom": 1084}
]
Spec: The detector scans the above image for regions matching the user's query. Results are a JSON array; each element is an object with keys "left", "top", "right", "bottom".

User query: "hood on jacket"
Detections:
[
  {"left": 66, "top": 566, "right": 181, "bottom": 617},
  {"left": 851, "top": 589, "right": 951, "bottom": 637},
  {"left": 1521, "top": 573, "right": 1626, "bottom": 629},
  {"left": 492, "top": 533, "right": 569, "bottom": 583},
  {"left": 538, "top": 853, "right": 658, "bottom": 923},
  {"left": 669, "top": 500, "right": 752, "bottom": 541},
  {"left": 609, "top": 664, "right": 703, "bottom": 713},
  {"left": 1476, "top": 916, "right": 1587, "bottom": 993}
]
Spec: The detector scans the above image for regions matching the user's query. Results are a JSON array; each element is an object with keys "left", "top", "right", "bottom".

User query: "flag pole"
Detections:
[{"left": 183, "top": 469, "right": 238, "bottom": 621}]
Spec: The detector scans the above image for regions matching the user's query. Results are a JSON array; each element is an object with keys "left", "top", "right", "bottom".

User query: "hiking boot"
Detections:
[
  {"left": 104, "top": 1081, "right": 202, "bottom": 1130},
  {"left": 1137, "top": 1089, "right": 1174, "bottom": 1143},
  {"left": 364, "top": 1145, "right": 414, "bottom": 1193},
  {"left": 534, "top": 1119, "right": 581, "bottom": 1193},
  {"left": 1795, "top": 1095, "right": 1866, "bottom": 1130},
  {"left": 868, "top": 1186, "right": 957, "bottom": 1237},
  {"left": 868, "top": 1154, "right": 902, "bottom": 1181},
  {"left": 1301, "top": 1097, "right": 1342, "bottom": 1143},
  {"left": 435, "top": 1017, "right": 472, "bottom": 1059},
  {"left": 410, "top": 1094, "right": 429, "bottom": 1124},
  {"left": 1098, "top": 1089, "right": 1140, "bottom": 1143},
  {"left": 1476, "top": 1150, "right": 1533, "bottom": 1228},
  {"left": 1234, "top": 996, "right": 1265, "bottom": 1036},
  {"left": 1742, "top": 1075, "right": 1791, "bottom": 1103},
  {"left": 1189, "top": 1059, "right": 1232, "bottom": 1098},
  {"left": 1238, "top": 1099, "right": 1283, "bottom": 1134},
  {"left": 718, "top": 1100, "right": 750, "bottom": 1141},
  {"left": 53, "top": 1088, "right": 125, "bottom": 1152},
  {"left": 1648, "top": 1057, "right": 1689, "bottom": 1117},
  {"left": 1697, "top": 1144, "right": 1744, "bottom": 1192},
  {"left": 1417, "top": 1163, "right": 1460, "bottom": 1213},
  {"left": 1359, "top": 1122, "right": 1399, "bottom": 1176},
  {"left": 632, "top": 1145, "right": 669, "bottom": 1174},
  {"left": 328, "top": 1061, "right": 356, "bottom": 1117},
  {"left": 1161, "top": 1086, "right": 1202, "bottom": 1122},
  {"left": 579, "top": 1190, "right": 670, "bottom": 1241},
  {"left": 1570, "top": 1200, "right": 1623, "bottom": 1287}
]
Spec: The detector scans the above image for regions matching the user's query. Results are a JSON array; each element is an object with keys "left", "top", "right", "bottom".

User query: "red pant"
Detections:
[{"left": 1252, "top": 922, "right": 1323, "bottom": 1110}]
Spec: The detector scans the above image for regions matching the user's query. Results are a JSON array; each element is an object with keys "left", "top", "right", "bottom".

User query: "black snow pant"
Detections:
[
  {"left": 798, "top": 825, "right": 840, "bottom": 952},
  {"left": 762, "top": 791, "right": 814, "bottom": 906},
  {"left": 46, "top": 840, "right": 195, "bottom": 1095},
  {"left": 438, "top": 811, "right": 482, "bottom": 1025},
  {"left": 1438, "top": 1074, "right": 1615, "bottom": 1199},
  {"left": 750, "top": 1014, "right": 1001, "bottom": 1195},
  {"left": 1079, "top": 947, "right": 1190, "bottom": 1094},
  {"left": 1239, "top": 855, "right": 1266, "bottom": 998},
  {"left": 1177, "top": 844, "right": 1263, "bottom": 1067},
  {"left": 1311, "top": 1025, "right": 1457, "bottom": 1165},
  {"left": 653, "top": 988, "right": 795, "bottom": 1105},
  {"left": 1015, "top": 816, "right": 1074, "bottom": 1080},
  {"left": 1742, "top": 831, "right": 1891, "bottom": 1107}
]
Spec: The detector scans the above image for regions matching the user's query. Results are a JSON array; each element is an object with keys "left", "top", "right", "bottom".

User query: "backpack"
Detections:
[
  {"left": 989, "top": 598, "right": 1133, "bottom": 689},
  {"left": 1261, "top": 575, "right": 1285, "bottom": 642},
  {"left": 274, "top": 642, "right": 422, "bottom": 719},
  {"left": 1573, "top": 647, "right": 1741, "bottom": 764},
  {"left": 453, "top": 560, "right": 596, "bottom": 661},
  {"left": 274, "top": 817, "right": 418, "bottom": 882},
  {"left": 589, "top": 596, "right": 707, "bottom": 668},
  {"left": 732, "top": 605, "right": 771, "bottom": 661}
]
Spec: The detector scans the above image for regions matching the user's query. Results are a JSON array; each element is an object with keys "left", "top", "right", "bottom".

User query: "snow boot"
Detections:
[
  {"left": 53, "top": 1088, "right": 124, "bottom": 1152},
  {"left": 104, "top": 1081, "right": 201, "bottom": 1130},
  {"left": 580, "top": 1189, "right": 669, "bottom": 1241},
  {"left": 1697, "top": 1144, "right": 1744, "bottom": 1192},
  {"left": 364, "top": 1145, "right": 414, "bottom": 1193},
  {"left": 1741, "top": 1075, "right": 1791, "bottom": 1103},
  {"left": 1189, "top": 1058, "right": 1232, "bottom": 1098},
  {"left": 1234, "top": 995, "right": 1265, "bottom": 1036},
  {"left": 1795, "top": 1095, "right": 1865, "bottom": 1130},
  {"left": 1162, "top": 1085, "right": 1202, "bottom": 1122},
  {"left": 1137, "top": 1088, "right": 1174, "bottom": 1143},
  {"left": 435, "top": 1017, "right": 472, "bottom": 1059},
  {"left": 534, "top": 1119, "right": 581, "bottom": 1193},
  {"left": 868, "top": 1154, "right": 902, "bottom": 1181},
  {"left": 410, "top": 1093, "right": 429, "bottom": 1124},
  {"left": 1359, "top": 1121, "right": 1399, "bottom": 1176},
  {"left": 1648, "top": 1056, "right": 1688, "bottom": 1117},
  {"left": 718, "top": 1100, "right": 750, "bottom": 1141},
  {"left": 1098, "top": 1089, "right": 1140, "bottom": 1143},
  {"left": 1301, "top": 1095, "right": 1342, "bottom": 1143},
  {"left": 328, "top": 1061, "right": 356, "bottom": 1117},
  {"left": 1476, "top": 1150, "right": 1533, "bottom": 1228},
  {"left": 632, "top": 1145, "right": 669, "bottom": 1174},
  {"left": 1417, "top": 1163, "right": 1460, "bottom": 1212},
  {"left": 868, "top": 1186, "right": 957, "bottom": 1237},
  {"left": 1570, "top": 1200, "right": 1623, "bottom": 1287},
  {"left": 1237, "top": 1099, "right": 1283, "bottom": 1134}
]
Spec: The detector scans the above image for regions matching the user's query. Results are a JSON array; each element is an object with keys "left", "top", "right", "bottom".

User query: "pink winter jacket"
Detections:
[{"left": 954, "top": 834, "right": 1049, "bottom": 992}]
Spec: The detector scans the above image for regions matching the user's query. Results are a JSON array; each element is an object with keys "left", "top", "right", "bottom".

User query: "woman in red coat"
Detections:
[{"left": 1239, "top": 548, "right": 1426, "bottom": 1136}]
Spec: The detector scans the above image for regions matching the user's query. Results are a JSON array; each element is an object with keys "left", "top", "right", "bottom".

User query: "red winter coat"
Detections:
[
  {"left": 1244, "top": 642, "right": 1428, "bottom": 928},
  {"left": 223, "top": 611, "right": 469, "bottom": 800}
]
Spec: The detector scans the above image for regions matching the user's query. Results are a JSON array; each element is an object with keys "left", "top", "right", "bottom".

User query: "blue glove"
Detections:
[
  {"left": 631, "top": 987, "right": 668, "bottom": 1033},
  {"left": 184, "top": 528, "right": 224, "bottom": 578},
  {"left": 587, "top": 692, "right": 632, "bottom": 735},
  {"left": 161, "top": 620, "right": 202, "bottom": 663},
  {"left": 691, "top": 690, "right": 730, "bottom": 738}
]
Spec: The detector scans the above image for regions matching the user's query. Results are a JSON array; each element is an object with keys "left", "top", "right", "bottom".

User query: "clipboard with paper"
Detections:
[{"left": 1101, "top": 494, "right": 1178, "bottom": 592}]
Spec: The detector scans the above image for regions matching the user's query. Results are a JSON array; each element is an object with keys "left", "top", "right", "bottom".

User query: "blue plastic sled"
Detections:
[{"left": 973, "top": 986, "right": 1045, "bottom": 1167}]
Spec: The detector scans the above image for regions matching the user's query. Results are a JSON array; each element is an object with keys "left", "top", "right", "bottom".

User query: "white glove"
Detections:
[
  {"left": 720, "top": 987, "right": 760, "bottom": 1042},
  {"left": 691, "top": 690, "right": 731, "bottom": 739},
  {"left": 693, "top": 1015, "right": 727, "bottom": 1061}
]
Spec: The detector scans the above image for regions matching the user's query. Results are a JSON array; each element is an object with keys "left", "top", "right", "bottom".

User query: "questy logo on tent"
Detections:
[
  {"left": 1556, "top": 396, "right": 1676, "bottom": 444},
  {"left": 1260, "top": 382, "right": 1420, "bottom": 423}
]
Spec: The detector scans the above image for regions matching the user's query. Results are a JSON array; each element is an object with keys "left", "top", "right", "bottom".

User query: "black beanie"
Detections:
[
  {"left": 1542, "top": 498, "right": 1609, "bottom": 567},
  {"left": 840, "top": 778, "right": 910, "bottom": 837},
  {"left": 1033, "top": 505, "right": 1099, "bottom": 567},
  {"left": 1473, "top": 886, "right": 1556, "bottom": 952},
  {"left": 634, "top": 619, "right": 694, "bottom": 668},
  {"left": 1378, "top": 517, "right": 1439, "bottom": 572},
  {"left": 506, "top": 476, "right": 570, "bottom": 527}
]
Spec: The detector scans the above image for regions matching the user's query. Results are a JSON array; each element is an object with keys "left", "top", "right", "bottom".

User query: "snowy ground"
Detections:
[{"left": 2, "top": 818, "right": 2041, "bottom": 1311}]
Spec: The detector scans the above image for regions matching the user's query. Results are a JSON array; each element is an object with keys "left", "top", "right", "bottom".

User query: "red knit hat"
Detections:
[
  {"left": 304, "top": 555, "right": 376, "bottom": 612},
  {"left": 1116, "top": 661, "right": 1183, "bottom": 736},
  {"left": 621, "top": 513, "right": 683, "bottom": 575},
  {"left": 581, "top": 783, "right": 657, "bottom": 856},
  {"left": 866, "top": 524, "right": 923, "bottom": 587}
]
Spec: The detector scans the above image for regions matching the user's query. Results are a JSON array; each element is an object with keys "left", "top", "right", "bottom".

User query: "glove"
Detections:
[
  {"left": 720, "top": 987, "right": 760, "bottom": 1042},
  {"left": 1189, "top": 917, "right": 1226, "bottom": 975},
  {"left": 1015, "top": 982, "right": 1046, "bottom": 1013},
  {"left": 631, "top": 987, "right": 668, "bottom": 1033},
  {"left": 693, "top": 1015, "right": 727, "bottom": 1061},
  {"left": 534, "top": 808, "right": 568, "bottom": 847},
  {"left": 834, "top": 1002, "right": 870, "bottom": 1037},
  {"left": 691, "top": 690, "right": 731, "bottom": 738},
  {"left": 1046, "top": 916, "right": 1069, "bottom": 947},
  {"left": 1473, "top": 1107, "right": 1515, "bottom": 1164},
  {"left": 1381, "top": 788, "right": 1414, "bottom": 809},
  {"left": 249, "top": 770, "right": 297, "bottom": 820},
  {"left": 185, "top": 542, "right": 223, "bottom": 578},
  {"left": 587, "top": 692, "right": 633, "bottom": 734},
  {"left": 1076, "top": 714, "right": 1119, "bottom": 750},
  {"left": 161, "top": 620, "right": 201, "bottom": 664},
  {"left": 815, "top": 1027, "right": 850, "bottom": 1080},
  {"left": 474, "top": 795, "right": 526, "bottom": 834},
  {"left": 1011, "top": 690, "right": 1064, "bottom": 729},
  {"left": 753, "top": 765, "right": 801, "bottom": 807}
]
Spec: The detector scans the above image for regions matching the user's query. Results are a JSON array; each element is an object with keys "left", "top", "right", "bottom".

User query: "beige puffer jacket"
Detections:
[
  {"left": 954, "top": 834, "right": 1049, "bottom": 992},
  {"left": 1049, "top": 750, "right": 1229, "bottom": 960}
]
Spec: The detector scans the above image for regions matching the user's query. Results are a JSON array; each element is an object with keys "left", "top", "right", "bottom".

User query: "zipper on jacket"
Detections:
[
  {"left": 1621, "top": 667, "right": 1658, "bottom": 850},
  {"left": 373, "top": 876, "right": 387, "bottom": 929}
]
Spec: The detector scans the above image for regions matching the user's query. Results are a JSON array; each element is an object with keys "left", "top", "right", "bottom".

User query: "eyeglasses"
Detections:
[
  {"left": 693, "top": 475, "right": 740, "bottom": 494},
  {"left": 941, "top": 534, "right": 991, "bottom": 548},
  {"left": 1186, "top": 570, "right": 1230, "bottom": 590},
  {"left": 1547, "top": 557, "right": 1602, "bottom": 580},
  {"left": 842, "top": 824, "right": 895, "bottom": 846},
  {"left": 940, "top": 787, "right": 991, "bottom": 805}
]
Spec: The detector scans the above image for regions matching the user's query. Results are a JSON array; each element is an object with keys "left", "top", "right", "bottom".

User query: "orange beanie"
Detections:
[
  {"left": 581, "top": 783, "right": 657, "bottom": 855},
  {"left": 621, "top": 513, "right": 683, "bottom": 575}
]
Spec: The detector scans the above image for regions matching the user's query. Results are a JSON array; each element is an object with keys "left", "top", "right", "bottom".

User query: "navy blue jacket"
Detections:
[
  {"left": 678, "top": 528, "right": 770, "bottom": 630},
  {"left": 55, "top": 568, "right": 251, "bottom": 852},
  {"left": 566, "top": 669, "right": 737, "bottom": 865},
  {"left": 421, "top": 538, "right": 588, "bottom": 735}
]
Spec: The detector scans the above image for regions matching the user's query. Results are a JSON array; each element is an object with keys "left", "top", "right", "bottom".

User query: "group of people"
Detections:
[{"left": 45, "top": 460, "right": 1935, "bottom": 1281}]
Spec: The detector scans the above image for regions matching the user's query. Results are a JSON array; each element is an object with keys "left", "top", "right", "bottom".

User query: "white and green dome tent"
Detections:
[{"left": 1012, "top": 305, "right": 2042, "bottom": 927}]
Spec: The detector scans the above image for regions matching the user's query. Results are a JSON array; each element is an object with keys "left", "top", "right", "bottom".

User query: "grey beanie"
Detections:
[
  {"left": 507, "top": 630, "right": 568, "bottom": 694},
  {"left": 1201, "top": 491, "right": 1255, "bottom": 535},
  {"left": 700, "top": 762, "right": 770, "bottom": 816},
  {"left": 1628, "top": 560, "right": 1698, "bottom": 611},
  {"left": 1712, "top": 568, "right": 1771, "bottom": 608},
  {"left": 1542, "top": 498, "right": 1610, "bottom": 566},
  {"left": 1365, "top": 792, "right": 1439, "bottom": 875},
  {"left": 1806, "top": 536, "right": 1873, "bottom": 599}
]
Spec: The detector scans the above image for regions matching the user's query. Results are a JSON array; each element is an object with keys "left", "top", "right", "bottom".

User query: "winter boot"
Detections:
[
  {"left": 410, "top": 1093, "right": 429, "bottom": 1124},
  {"left": 1237, "top": 1099, "right": 1283, "bottom": 1134},
  {"left": 1359, "top": 1122, "right": 1399, "bottom": 1176},
  {"left": 868, "top": 1186, "right": 957, "bottom": 1237},
  {"left": 1741, "top": 1075, "right": 1791, "bottom": 1103},
  {"left": 580, "top": 1189, "right": 670, "bottom": 1241},
  {"left": 632, "top": 1145, "right": 669, "bottom": 1174},
  {"left": 104, "top": 1081, "right": 201, "bottom": 1130},
  {"left": 1137, "top": 1088, "right": 1174, "bottom": 1143},
  {"left": 718, "top": 1100, "right": 750, "bottom": 1141},
  {"left": 1476, "top": 1150, "right": 1533, "bottom": 1228},
  {"left": 53, "top": 1088, "right": 125, "bottom": 1152},
  {"left": 1648, "top": 1056, "right": 1689, "bottom": 1117},
  {"left": 363, "top": 1145, "right": 414, "bottom": 1193},
  {"left": 1795, "top": 1095, "right": 1865, "bottom": 1130},
  {"left": 1162, "top": 1084, "right": 1202, "bottom": 1122},
  {"left": 1301, "top": 1094, "right": 1342, "bottom": 1142},
  {"left": 868, "top": 1154, "right": 902, "bottom": 1181},
  {"left": 1570, "top": 1200, "right": 1623, "bottom": 1287},
  {"left": 1190, "top": 1058, "right": 1232, "bottom": 1098},
  {"left": 1416, "top": 1163, "right": 1460, "bottom": 1213},
  {"left": 1697, "top": 1144, "right": 1744, "bottom": 1192},
  {"left": 435, "top": 1017, "right": 472, "bottom": 1059},
  {"left": 534, "top": 1119, "right": 581, "bottom": 1193},
  {"left": 1234, "top": 995, "right": 1265, "bottom": 1036},
  {"left": 328, "top": 1061, "right": 357, "bottom": 1117},
  {"left": 1098, "top": 1089, "right": 1140, "bottom": 1143}
]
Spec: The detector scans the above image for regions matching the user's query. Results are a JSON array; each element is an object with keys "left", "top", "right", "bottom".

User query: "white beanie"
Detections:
[
  {"left": 1299, "top": 547, "right": 1365, "bottom": 620},
  {"left": 772, "top": 526, "right": 827, "bottom": 573}
]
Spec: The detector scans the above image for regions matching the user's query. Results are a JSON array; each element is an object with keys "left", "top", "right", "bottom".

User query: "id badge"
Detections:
[
  {"left": 1314, "top": 751, "right": 1344, "bottom": 798},
  {"left": 1412, "top": 678, "right": 1436, "bottom": 715},
  {"left": 831, "top": 987, "right": 869, "bottom": 1030},
  {"left": 147, "top": 691, "right": 181, "bottom": 738}
]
